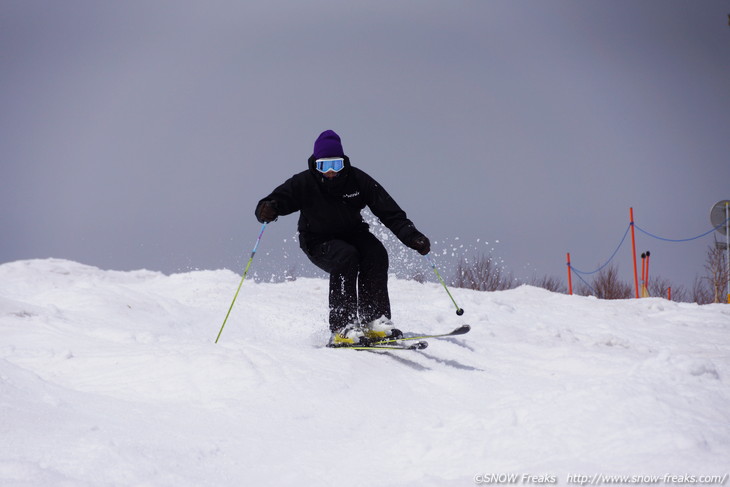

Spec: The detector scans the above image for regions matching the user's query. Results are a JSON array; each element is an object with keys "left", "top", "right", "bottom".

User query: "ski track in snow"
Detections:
[{"left": 1, "top": 258, "right": 729, "bottom": 486}]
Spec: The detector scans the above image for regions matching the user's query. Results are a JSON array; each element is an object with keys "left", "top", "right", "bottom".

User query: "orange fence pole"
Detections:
[
  {"left": 640, "top": 252, "right": 650, "bottom": 298},
  {"left": 641, "top": 252, "right": 646, "bottom": 292},
  {"left": 645, "top": 250, "right": 650, "bottom": 297},
  {"left": 566, "top": 253, "right": 573, "bottom": 295},
  {"left": 630, "top": 207, "right": 640, "bottom": 299}
]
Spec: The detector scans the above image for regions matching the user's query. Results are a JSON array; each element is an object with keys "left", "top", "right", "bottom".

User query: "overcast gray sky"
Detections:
[{"left": 2, "top": 0, "right": 729, "bottom": 294}]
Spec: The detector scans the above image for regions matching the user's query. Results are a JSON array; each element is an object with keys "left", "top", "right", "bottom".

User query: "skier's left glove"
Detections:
[{"left": 409, "top": 233, "right": 431, "bottom": 256}]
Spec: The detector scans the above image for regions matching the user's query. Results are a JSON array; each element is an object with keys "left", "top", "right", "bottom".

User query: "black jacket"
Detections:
[{"left": 256, "top": 156, "right": 422, "bottom": 254}]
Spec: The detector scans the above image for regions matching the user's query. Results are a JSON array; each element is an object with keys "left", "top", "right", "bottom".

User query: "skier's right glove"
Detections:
[{"left": 255, "top": 200, "right": 278, "bottom": 223}]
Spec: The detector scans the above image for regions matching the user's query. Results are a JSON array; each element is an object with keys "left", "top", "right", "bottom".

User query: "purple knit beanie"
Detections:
[{"left": 313, "top": 130, "right": 345, "bottom": 159}]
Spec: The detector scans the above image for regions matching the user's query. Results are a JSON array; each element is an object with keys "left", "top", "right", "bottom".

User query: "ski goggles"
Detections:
[{"left": 314, "top": 157, "right": 345, "bottom": 174}]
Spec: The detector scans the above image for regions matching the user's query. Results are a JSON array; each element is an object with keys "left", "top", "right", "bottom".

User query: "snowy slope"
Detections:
[{"left": 1, "top": 259, "right": 729, "bottom": 487}]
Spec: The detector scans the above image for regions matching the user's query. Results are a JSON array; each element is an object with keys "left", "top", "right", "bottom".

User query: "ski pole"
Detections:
[
  {"left": 215, "top": 223, "right": 267, "bottom": 343},
  {"left": 424, "top": 253, "right": 464, "bottom": 315}
]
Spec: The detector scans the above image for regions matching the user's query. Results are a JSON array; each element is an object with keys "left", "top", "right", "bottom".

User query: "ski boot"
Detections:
[
  {"left": 362, "top": 316, "right": 403, "bottom": 341},
  {"left": 328, "top": 324, "right": 367, "bottom": 347}
]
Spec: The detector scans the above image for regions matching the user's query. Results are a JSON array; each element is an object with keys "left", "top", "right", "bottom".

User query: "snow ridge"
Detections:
[{"left": 1, "top": 259, "right": 728, "bottom": 486}]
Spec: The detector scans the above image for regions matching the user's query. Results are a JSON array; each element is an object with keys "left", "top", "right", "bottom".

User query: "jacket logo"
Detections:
[{"left": 342, "top": 192, "right": 360, "bottom": 198}]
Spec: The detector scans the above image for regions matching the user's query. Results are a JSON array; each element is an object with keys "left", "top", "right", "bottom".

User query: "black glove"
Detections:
[
  {"left": 409, "top": 233, "right": 430, "bottom": 256},
  {"left": 256, "top": 200, "right": 278, "bottom": 223}
]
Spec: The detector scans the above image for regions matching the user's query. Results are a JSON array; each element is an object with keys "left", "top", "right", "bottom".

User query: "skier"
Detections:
[{"left": 255, "top": 130, "right": 431, "bottom": 346}]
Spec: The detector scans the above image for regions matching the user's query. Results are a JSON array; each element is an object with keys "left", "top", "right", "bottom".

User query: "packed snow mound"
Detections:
[{"left": 1, "top": 258, "right": 729, "bottom": 486}]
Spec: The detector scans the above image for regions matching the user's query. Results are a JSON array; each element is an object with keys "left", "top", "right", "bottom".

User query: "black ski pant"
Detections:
[{"left": 303, "top": 231, "right": 390, "bottom": 332}]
